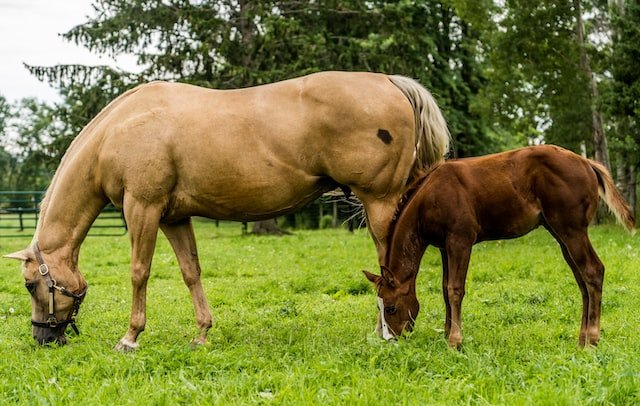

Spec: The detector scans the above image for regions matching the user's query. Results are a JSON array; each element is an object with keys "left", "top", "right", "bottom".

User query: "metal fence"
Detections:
[{"left": 0, "top": 191, "right": 127, "bottom": 238}]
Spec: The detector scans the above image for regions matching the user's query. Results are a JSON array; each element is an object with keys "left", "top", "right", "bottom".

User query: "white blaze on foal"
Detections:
[{"left": 377, "top": 297, "right": 396, "bottom": 340}]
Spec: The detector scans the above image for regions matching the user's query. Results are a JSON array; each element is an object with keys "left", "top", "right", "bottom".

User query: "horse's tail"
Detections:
[
  {"left": 589, "top": 159, "right": 636, "bottom": 233},
  {"left": 388, "top": 75, "right": 451, "bottom": 175}
]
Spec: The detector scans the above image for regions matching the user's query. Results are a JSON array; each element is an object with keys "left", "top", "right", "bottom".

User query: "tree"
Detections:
[
  {"left": 604, "top": 0, "right": 640, "bottom": 214},
  {"left": 0, "top": 95, "right": 16, "bottom": 190},
  {"left": 26, "top": 0, "right": 493, "bottom": 231},
  {"left": 31, "top": 1, "right": 494, "bottom": 154},
  {"left": 477, "top": 1, "right": 596, "bottom": 152}
]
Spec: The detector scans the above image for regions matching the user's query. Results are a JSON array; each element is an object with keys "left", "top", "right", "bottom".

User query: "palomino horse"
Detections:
[
  {"left": 5, "top": 71, "right": 450, "bottom": 350},
  {"left": 364, "top": 145, "right": 635, "bottom": 348}
]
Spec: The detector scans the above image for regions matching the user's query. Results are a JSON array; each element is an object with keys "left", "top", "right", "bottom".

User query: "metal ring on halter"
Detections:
[{"left": 30, "top": 242, "right": 88, "bottom": 336}]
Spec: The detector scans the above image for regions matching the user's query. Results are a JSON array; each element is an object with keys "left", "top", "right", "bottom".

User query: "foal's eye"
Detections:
[
  {"left": 384, "top": 306, "right": 397, "bottom": 315},
  {"left": 25, "top": 282, "right": 36, "bottom": 295}
]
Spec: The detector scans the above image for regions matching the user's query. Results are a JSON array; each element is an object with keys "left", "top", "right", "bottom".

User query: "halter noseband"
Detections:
[{"left": 31, "top": 243, "right": 87, "bottom": 335}]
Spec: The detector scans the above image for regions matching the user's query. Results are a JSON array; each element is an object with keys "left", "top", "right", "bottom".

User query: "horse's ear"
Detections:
[
  {"left": 363, "top": 270, "right": 381, "bottom": 284},
  {"left": 4, "top": 248, "right": 33, "bottom": 262},
  {"left": 380, "top": 265, "right": 398, "bottom": 288}
]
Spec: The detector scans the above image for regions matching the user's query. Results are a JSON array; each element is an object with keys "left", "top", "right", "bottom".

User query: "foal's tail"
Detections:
[
  {"left": 388, "top": 75, "right": 451, "bottom": 174},
  {"left": 589, "top": 160, "right": 636, "bottom": 233}
]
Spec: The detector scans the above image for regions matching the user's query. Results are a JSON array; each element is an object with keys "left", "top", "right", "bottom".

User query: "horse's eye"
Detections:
[
  {"left": 25, "top": 282, "right": 36, "bottom": 295},
  {"left": 384, "top": 306, "right": 397, "bottom": 315}
]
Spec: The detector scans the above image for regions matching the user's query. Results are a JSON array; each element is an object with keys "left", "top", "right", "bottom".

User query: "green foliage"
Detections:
[
  {"left": 4, "top": 0, "right": 640, "bottom": 206},
  {"left": 476, "top": 0, "right": 594, "bottom": 150},
  {"left": 0, "top": 98, "right": 61, "bottom": 190},
  {"left": 1, "top": 223, "right": 639, "bottom": 403},
  {"left": 27, "top": 0, "right": 495, "bottom": 159},
  {"left": 604, "top": 0, "right": 640, "bottom": 159}
]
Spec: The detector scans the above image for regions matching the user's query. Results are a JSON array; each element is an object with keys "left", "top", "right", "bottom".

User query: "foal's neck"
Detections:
[{"left": 385, "top": 198, "right": 427, "bottom": 283}]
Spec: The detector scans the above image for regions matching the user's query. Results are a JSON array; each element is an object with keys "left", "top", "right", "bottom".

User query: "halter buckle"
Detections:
[
  {"left": 38, "top": 263, "right": 49, "bottom": 276},
  {"left": 45, "top": 316, "right": 58, "bottom": 328}
]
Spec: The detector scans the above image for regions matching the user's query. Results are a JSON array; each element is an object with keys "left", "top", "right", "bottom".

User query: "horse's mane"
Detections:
[
  {"left": 383, "top": 163, "right": 443, "bottom": 267},
  {"left": 34, "top": 85, "right": 144, "bottom": 243}
]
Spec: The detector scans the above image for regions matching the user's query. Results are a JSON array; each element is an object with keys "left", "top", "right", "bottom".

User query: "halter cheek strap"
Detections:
[{"left": 31, "top": 243, "right": 87, "bottom": 335}]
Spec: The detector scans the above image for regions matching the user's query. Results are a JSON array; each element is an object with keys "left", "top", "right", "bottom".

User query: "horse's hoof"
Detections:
[
  {"left": 114, "top": 338, "right": 139, "bottom": 352},
  {"left": 189, "top": 337, "right": 207, "bottom": 348},
  {"left": 448, "top": 336, "right": 463, "bottom": 350}
]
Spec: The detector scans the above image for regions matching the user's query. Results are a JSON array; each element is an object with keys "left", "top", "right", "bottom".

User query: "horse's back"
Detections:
[
  {"left": 418, "top": 145, "right": 599, "bottom": 242},
  {"left": 94, "top": 72, "right": 417, "bottom": 220}
]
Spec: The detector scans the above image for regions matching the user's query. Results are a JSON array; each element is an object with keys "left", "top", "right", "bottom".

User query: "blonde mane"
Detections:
[{"left": 34, "top": 85, "right": 143, "bottom": 243}]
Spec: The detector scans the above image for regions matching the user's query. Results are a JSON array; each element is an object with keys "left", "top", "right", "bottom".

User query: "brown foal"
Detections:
[{"left": 365, "top": 145, "right": 635, "bottom": 348}]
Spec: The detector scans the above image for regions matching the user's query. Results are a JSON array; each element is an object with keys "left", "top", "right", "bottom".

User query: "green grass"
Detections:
[{"left": 1, "top": 221, "right": 639, "bottom": 404}]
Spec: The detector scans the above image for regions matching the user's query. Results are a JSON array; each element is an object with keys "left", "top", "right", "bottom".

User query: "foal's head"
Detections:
[{"left": 364, "top": 267, "right": 419, "bottom": 339}]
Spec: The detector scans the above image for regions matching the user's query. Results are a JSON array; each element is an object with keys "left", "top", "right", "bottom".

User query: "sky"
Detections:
[{"left": 0, "top": 0, "right": 137, "bottom": 103}]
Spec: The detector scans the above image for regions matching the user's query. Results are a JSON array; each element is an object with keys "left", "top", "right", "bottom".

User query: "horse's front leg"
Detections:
[
  {"left": 440, "top": 249, "right": 452, "bottom": 338},
  {"left": 160, "top": 219, "right": 213, "bottom": 346},
  {"left": 115, "top": 199, "right": 162, "bottom": 352},
  {"left": 444, "top": 236, "right": 473, "bottom": 349}
]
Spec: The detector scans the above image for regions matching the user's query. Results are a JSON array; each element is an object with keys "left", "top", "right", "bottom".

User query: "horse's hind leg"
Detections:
[
  {"left": 548, "top": 224, "right": 604, "bottom": 347},
  {"left": 360, "top": 197, "right": 402, "bottom": 262},
  {"left": 566, "top": 233, "right": 604, "bottom": 346},
  {"left": 115, "top": 198, "right": 163, "bottom": 352},
  {"left": 160, "top": 219, "right": 213, "bottom": 346},
  {"left": 558, "top": 243, "right": 590, "bottom": 346}
]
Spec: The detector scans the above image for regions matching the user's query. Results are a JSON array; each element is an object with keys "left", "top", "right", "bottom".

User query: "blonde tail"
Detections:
[
  {"left": 388, "top": 75, "right": 451, "bottom": 172},
  {"left": 590, "top": 159, "right": 636, "bottom": 233}
]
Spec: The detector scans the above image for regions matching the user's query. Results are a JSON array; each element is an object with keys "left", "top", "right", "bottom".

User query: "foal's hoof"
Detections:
[
  {"left": 114, "top": 338, "right": 139, "bottom": 352},
  {"left": 447, "top": 337, "right": 463, "bottom": 350},
  {"left": 190, "top": 337, "right": 207, "bottom": 348}
]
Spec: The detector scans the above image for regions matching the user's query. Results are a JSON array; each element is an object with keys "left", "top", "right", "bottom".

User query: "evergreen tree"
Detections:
[{"left": 29, "top": 0, "right": 492, "bottom": 157}]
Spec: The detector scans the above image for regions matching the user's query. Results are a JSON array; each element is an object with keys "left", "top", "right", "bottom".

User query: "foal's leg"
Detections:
[
  {"left": 562, "top": 232, "right": 605, "bottom": 346},
  {"left": 444, "top": 236, "right": 473, "bottom": 349},
  {"left": 160, "top": 219, "right": 213, "bottom": 346},
  {"left": 545, "top": 223, "right": 590, "bottom": 345},
  {"left": 440, "top": 249, "right": 452, "bottom": 338},
  {"left": 549, "top": 224, "right": 605, "bottom": 347},
  {"left": 115, "top": 198, "right": 162, "bottom": 352},
  {"left": 559, "top": 244, "right": 590, "bottom": 346}
]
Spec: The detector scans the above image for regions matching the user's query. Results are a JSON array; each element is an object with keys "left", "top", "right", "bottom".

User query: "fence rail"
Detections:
[{"left": 0, "top": 191, "right": 127, "bottom": 238}]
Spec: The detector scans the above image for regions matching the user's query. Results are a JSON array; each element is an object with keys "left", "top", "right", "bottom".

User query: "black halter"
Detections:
[{"left": 31, "top": 243, "right": 87, "bottom": 335}]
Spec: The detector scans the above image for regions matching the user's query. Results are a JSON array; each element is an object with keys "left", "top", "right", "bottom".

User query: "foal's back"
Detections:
[{"left": 416, "top": 145, "right": 599, "bottom": 244}]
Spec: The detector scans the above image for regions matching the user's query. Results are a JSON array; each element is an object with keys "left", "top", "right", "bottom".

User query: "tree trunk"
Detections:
[
  {"left": 251, "top": 219, "right": 291, "bottom": 236},
  {"left": 574, "top": 0, "right": 611, "bottom": 171},
  {"left": 627, "top": 164, "right": 636, "bottom": 217}
]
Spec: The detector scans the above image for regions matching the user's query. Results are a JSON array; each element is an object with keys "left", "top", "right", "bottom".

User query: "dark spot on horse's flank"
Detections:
[{"left": 377, "top": 129, "right": 393, "bottom": 145}]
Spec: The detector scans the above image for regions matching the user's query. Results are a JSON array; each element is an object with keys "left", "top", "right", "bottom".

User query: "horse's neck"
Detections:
[
  {"left": 386, "top": 201, "right": 427, "bottom": 283},
  {"left": 35, "top": 149, "right": 107, "bottom": 259}
]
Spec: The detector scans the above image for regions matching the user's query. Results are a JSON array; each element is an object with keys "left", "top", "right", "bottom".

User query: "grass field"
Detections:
[{"left": 1, "top": 220, "right": 639, "bottom": 404}]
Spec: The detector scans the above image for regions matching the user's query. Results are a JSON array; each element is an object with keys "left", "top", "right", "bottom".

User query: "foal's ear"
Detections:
[
  {"left": 363, "top": 270, "right": 381, "bottom": 284},
  {"left": 4, "top": 248, "right": 33, "bottom": 262}
]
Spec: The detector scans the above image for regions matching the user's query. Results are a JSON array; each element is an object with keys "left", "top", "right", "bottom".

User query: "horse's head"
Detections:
[
  {"left": 363, "top": 267, "right": 419, "bottom": 340},
  {"left": 5, "top": 244, "right": 87, "bottom": 345}
]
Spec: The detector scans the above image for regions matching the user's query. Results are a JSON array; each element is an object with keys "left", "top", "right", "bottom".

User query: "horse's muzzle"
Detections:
[{"left": 33, "top": 325, "right": 68, "bottom": 345}]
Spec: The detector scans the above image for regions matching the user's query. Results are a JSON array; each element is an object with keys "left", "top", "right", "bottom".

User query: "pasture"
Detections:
[{"left": 1, "top": 220, "right": 639, "bottom": 404}]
